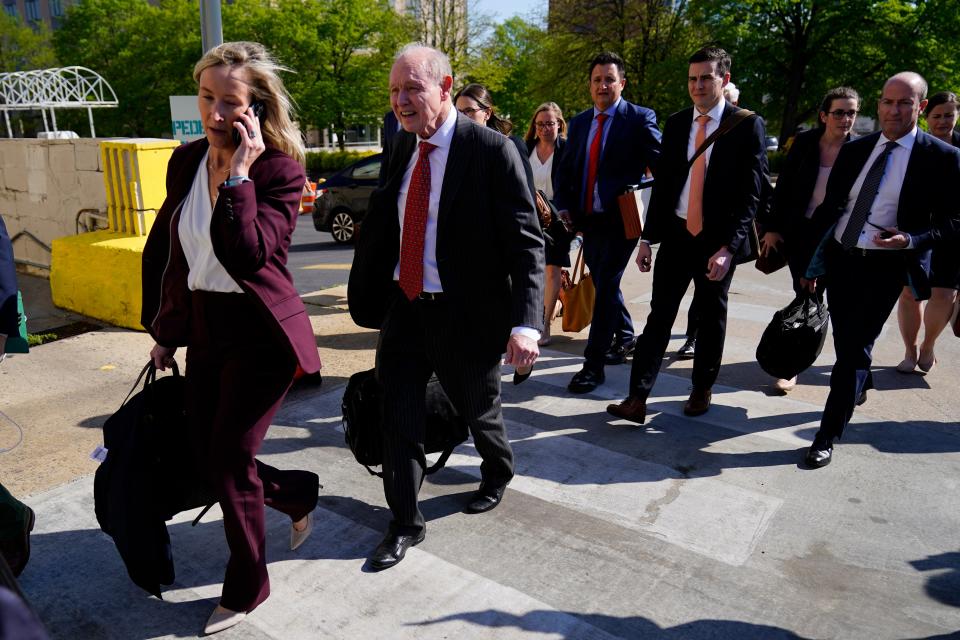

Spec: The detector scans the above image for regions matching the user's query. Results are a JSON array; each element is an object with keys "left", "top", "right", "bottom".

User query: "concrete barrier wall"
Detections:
[{"left": 0, "top": 139, "right": 107, "bottom": 275}]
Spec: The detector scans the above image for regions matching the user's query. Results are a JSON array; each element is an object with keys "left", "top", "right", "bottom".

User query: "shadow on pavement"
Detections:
[
  {"left": 910, "top": 551, "right": 960, "bottom": 609},
  {"left": 408, "top": 608, "right": 808, "bottom": 639}
]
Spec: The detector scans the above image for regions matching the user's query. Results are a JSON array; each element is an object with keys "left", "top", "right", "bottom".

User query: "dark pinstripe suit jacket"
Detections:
[{"left": 349, "top": 112, "right": 545, "bottom": 356}]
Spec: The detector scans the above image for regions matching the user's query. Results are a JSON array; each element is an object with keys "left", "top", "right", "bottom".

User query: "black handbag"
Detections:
[
  {"left": 341, "top": 368, "right": 469, "bottom": 477},
  {"left": 756, "top": 295, "right": 830, "bottom": 380},
  {"left": 94, "top": 361, "right": 216, "bottom": 597}
]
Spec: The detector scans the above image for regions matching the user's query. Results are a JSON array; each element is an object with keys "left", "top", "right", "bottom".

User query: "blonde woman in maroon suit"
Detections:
[{"left": 141, "top": 42, "right": 321, "bottom": 635}]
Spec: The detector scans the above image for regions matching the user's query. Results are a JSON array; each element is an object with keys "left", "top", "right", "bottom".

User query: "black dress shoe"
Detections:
[
  {"left": 513, "top": 364, "right": 533, "bottom": 385},
  {"left": 604, "top": 339, "right": 636, "bottom": 365},
  {"left": 466, "top": 483, "right": 507, "bottom": 514},
  {"left": 370, "top": 531, "right": 425, "bottom": 570},
  {"left": 568, "top": 366, "right": 605, "bottom": 393},
  {"left": 677, "top": 337, "right": 696, "bottom": 359},
  {"left": 804, "top": 442, "right": 833, "bottom": 468}
]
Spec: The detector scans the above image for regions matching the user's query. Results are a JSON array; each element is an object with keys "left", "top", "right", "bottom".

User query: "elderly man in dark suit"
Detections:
[
  {"left": 554, "top": 52, "right": 662, "bottom": 394},
  {"left": 800, "top": 72, "right": 960, "bottom": 468},
  {"left": 348, "top": 44, "right": 544, "bottom": 570},
  {"left": 607, "top": 46, "right": 768, "bottom": 424}
]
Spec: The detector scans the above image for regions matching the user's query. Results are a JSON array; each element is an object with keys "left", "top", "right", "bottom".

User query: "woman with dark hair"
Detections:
[
  {"left": 523, "top": 102, "right": 570, "bottom": 345},
  {"left": 454, "top": 82, "right": 514, "bottom": 135},
  {"left": 141, "top": 42, "right": 321, "bottom": 634},
  {"left": 760, "top": 86, "right": 860, "bottom": 392},
  {"left": 894, "top": 91, "right": 959, "bottom": 374}
]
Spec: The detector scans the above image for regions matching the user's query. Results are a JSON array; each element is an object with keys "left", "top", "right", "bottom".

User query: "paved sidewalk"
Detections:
[{"left": 2, "top": 261, "right": 959, "bottom": 639}]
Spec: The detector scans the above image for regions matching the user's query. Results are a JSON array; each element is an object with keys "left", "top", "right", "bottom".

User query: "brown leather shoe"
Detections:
[
  {"left": 683, "top": 387, "right": 712, "bottom": 416},
  {"left": 606, "top": 396, "right": 647, "bottom": 424}
]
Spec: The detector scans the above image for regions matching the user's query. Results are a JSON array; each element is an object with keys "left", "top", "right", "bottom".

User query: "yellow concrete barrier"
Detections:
[{"left": 51, "top": 139, "right": 179, "bottom": 329}]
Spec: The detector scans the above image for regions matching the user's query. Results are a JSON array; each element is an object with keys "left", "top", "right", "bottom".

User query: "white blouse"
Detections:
[
  {"left": 529, "top": 147, "right": 555, "bottom": 199},
  {"left": 178, "top": 149, "right": 243, "bottom": 293}
]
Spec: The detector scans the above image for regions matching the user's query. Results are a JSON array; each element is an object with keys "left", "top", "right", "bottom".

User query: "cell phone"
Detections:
[
  {"left": 232, "top": 101, "right": 265, "bottom": 146},
  {"left": 878, "top": 230, "right": 894, "bottom": 239}
]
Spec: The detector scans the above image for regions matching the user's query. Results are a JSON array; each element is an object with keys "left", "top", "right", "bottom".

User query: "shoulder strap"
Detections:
[{"left": 688, "top": 109, "right": 756, "bottom": 170}]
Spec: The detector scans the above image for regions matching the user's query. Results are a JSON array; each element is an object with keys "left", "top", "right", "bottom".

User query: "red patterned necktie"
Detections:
[
  {"left": 398, "top": 141, "right": 437, "bottom": 300},
  {"left": 584, "top": 112, "right": 609, "bottom": 214}
]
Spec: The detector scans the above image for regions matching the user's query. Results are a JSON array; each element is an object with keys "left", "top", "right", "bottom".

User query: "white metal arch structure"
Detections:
[{"left": 0, "top": 66, "right": 119, "bottom": 138}]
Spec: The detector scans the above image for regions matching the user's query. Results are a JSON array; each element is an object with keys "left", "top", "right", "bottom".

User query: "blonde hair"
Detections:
[
  {"left": 524, "top": 102, "right": 566, "bottom": 145},
  {"left": 193, "top": 41, "right": 304, "bottom": 165}
]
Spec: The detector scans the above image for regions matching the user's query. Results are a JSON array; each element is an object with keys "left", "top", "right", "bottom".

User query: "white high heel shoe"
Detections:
[
  {"left": 290, "top": 512, "right": 313, "bottom": 551},
  {"left": 204, "top": 605, "right": 246, "bottom": 635}
]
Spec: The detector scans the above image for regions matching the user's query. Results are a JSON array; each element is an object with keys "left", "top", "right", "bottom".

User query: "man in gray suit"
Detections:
[{"left": 348, "top": 44, "right": 544, "bottom": 570}]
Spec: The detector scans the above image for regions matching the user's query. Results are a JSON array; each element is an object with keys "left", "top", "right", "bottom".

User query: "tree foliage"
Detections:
[
  {"left": 544, "top": 0, "right": 705, "bottom": 121},
  {"left": 461, "top": 17, "right": 546, "bottom": 124},
  {"left": 54, "top": 0, "right": 199, "bottom": 136},
  {"left": 697, "top": 0, "right": 960, "bottom": 142},
  {"left": 225, "top": 0, "right": 413, "bottom": 150},
  {"left": 0, "top": 12, "right": 56, "bottom": 72}
]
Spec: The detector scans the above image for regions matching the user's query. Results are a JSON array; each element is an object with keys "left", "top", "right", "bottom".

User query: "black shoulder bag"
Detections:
[{"left": 342, "top": 368, "right": 469, "bottom": 478}]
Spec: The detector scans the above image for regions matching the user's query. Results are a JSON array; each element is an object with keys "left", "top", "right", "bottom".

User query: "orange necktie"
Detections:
[{"left": 686, "top": 114, "right": 709, "bottom": 236}]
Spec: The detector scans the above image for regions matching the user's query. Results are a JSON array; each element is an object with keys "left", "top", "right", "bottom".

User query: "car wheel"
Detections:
[{"left": 330, "top": 210, "right": 355, "bottom": 244}]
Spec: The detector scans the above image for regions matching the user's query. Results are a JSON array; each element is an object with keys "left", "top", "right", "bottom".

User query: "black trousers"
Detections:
[
  {"left": 186, "top": 291, "right": 319, "bottom": 613},
  {"left": 629, "top": 229, "right": 737, "bottom": 398},
  {"left": 814, "top": 243, "right": 906, "bottom": 444},
  {"left": 376, "top": 292, "right": 513, "bottom": 537}
]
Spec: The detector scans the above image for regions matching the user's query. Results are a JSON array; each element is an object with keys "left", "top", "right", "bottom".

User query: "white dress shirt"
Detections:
[
  {"left": 833, "top": 127, "right": 917, "bottom": 250},
  {"left": 393, "top": 106, "right": 539, "bottom": 340},
  {"left": 394, "top": 104, "right": 457, "bottom": 291},
  {"left": 675, "top": 98, "right": 726, "bottom": 220},
  {"left": 529, "top": 147, "right": 554, "bottom": 199},
  {"left": 178, "top": 149, "right": 243, "bottom": 293}
]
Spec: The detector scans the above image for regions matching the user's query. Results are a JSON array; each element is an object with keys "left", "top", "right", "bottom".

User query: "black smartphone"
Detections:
[
  {"left": 878, "top": 230, "right": 894, "bottom": 239},
  {"left": 232, "top": 101, "right": 265, "bottom": 146}
]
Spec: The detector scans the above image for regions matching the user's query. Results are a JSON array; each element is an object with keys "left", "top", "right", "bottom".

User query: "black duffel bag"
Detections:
[
  {"left": 93, "top": 361, "right": 216, "bottom": 598},
  {"left": 342, "top": 368, "right": 468, "bottom": 477},
  {"left": 756, "top": 294, "right": 830, "bottom": 380}
]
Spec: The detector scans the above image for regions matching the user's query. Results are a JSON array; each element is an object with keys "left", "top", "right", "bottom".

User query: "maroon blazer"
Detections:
[{"left": 141, "top": 138, "right": 321, "bottom": 374}]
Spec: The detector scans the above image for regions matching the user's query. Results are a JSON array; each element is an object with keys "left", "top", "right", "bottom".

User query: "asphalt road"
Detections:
[{"left": 287, "top": 212, "right": 355, "bottom": 294}]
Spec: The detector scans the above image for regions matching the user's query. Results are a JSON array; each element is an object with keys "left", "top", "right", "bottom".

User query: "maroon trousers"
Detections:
[{"left": 186, "top": 291, "right": 318, "bottom": 613}]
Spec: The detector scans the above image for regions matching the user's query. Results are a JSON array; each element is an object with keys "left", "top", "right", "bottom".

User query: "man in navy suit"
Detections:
[
  {"left": 607, "top": 46, "right": 768, "bottom": 423},
  {"left": 800, "top": 72, "right": 960, "bottom": 468},
  {"left": 555, "top": 52, "right": 661, "bottom": 393}
]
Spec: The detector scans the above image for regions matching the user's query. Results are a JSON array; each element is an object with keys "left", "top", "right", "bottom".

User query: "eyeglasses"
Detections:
[
  {"left": 458, "top": 107, "right": 488, "bottom": 116},
  {"left": 827, "top": 110, "right": 858, "bottom": 119},
  {"left": 535, "top": 121, "right": 558, "bottom": 129}
]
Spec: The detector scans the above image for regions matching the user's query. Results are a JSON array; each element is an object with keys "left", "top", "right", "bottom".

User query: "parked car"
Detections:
[
  {"left": 765, "top": 135, "right": 779, "bottom": 152},
  {"left": 311, "top": 153, "right": 382, "bottom": 243}
]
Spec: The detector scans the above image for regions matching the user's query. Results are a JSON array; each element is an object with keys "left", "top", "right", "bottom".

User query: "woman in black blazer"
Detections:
[
  {"left": 524, "top": 102, "right": 570, "bottom": 346},
  {"left": 760, "top": 86, "right": 860, "bottom": 391},
  {"left": 894, "top": 91, "right": 960, "bottom": 374}
]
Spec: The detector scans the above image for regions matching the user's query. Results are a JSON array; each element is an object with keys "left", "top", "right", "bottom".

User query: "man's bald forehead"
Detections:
[{"left": 884, "top": 72, "right": 928, "bottom": 101}]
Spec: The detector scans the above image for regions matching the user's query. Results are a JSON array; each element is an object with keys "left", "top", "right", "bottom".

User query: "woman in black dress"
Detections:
[{"left": 760, "top": 86, "right": 860, "bottom": 392}]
